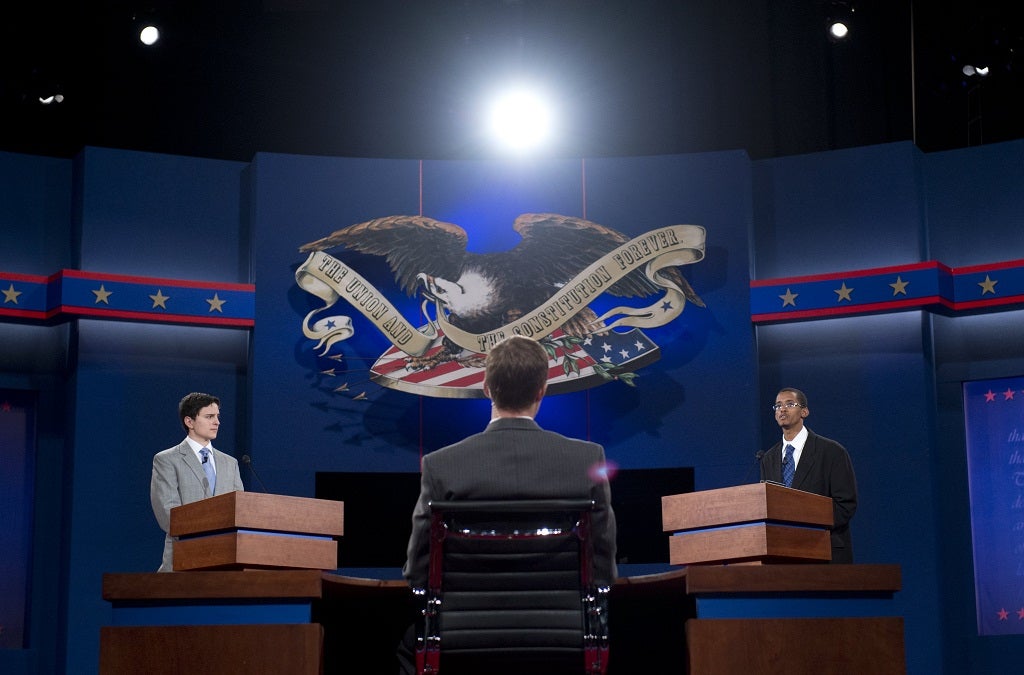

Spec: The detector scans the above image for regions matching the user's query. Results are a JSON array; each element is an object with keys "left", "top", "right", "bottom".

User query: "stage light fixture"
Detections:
[
  {"left": 133, "top": 8, "right": 163, "bottom": 46},
  {"left": 139, "top": 24, "right": 160, "bottom": 46},
  {"left": 826, "top": 1, "right": 855, "bottom": 42},
  {"left": 962, "top": 64, "right": 990, "bottom": 77},
  {"left": 485, "top": 85, "right": 556, "bottom": 155},
  {"left": 31, "top": 72, "right": 64, "bottom": 105}
]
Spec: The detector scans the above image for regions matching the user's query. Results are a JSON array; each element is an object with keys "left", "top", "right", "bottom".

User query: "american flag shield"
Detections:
[{"left": 369, "top": 328, "right": 660, "bottom": 399}]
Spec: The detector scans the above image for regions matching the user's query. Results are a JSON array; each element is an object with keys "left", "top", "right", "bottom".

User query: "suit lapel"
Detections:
[
  {"left": 179, "top": 442, "right": 209, "bottom": 494},
  {"left": 768, "top": 441, "right": 783, "bottom": 481},
  {"left": 791, "top": 433, "right": 815, "bottom": 489}
]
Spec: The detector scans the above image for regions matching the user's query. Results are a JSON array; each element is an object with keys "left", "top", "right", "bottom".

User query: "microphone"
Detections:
[
  {"left": 202, "top": 476, "right": 211, "bottom": 496},
  {"left": 743, "top": 450, "right": 766, "bottom": 485},
  {"left": 241, "top": 454, "right": 269, "bottom": 492}
]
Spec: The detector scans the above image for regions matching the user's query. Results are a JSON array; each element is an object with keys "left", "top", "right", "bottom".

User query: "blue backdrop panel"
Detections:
[
  {"left": 0, "top": 390, "right": 33, "bottom": 649},
  {"left": 249, "top": 152, "right": 760, "bottom": 504},
  {"left": 964, "top": 375, "right": 1024, "bottom": 636}
]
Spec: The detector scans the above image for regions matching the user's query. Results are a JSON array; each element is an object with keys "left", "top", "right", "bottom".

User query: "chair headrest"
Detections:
[{"left": 428, "top": 499, "right": 596, "bottom": 514}]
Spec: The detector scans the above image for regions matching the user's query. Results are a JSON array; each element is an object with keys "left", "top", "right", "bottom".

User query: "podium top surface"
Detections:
[
  {"left": 102, "top": 570, "right": 325, "bottom": 600},
  {"left": 662, "top": 482, "right": 833, "bottom": 532},
  {"left": 170, "top": 491, "right": 344, "bottom": 538},
  {"left": 684, "top": 563, "right": 902, "bottom": 594},
  {"left": 102, "top": 564, "right": 901, "bottom": 602}
]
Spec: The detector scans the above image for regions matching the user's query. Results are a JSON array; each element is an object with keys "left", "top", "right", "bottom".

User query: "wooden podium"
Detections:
[
  {"left": 661, "top": 481, "right": 833, "bottom": 565},
  {"left": 661, "top": 483, "right": 905, "bottom": 674},
  {"left": 101, "top": 493, "right": 345, "bottom": 674},
  {"left": 170, "top": 491, "right": 344, "bottom": 571}
]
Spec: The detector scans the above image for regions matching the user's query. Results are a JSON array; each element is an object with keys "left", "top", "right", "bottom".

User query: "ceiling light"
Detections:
[
  {"left": 825, "top": 2, "right": 855, "bottom": 42},
  {"left": 139, "top": 25, "right": 160, "bottom": 46},
  {"left": 829, "top": 21, "right": 850, "bottom": 40},
  {"left": 486, "top": 85, "right": 556, "bottom": 155}
]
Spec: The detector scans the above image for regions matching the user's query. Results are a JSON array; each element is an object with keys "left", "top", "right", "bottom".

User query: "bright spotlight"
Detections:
[
  {"left": 139, "top": 25, "right": 160, "bottom": 46},
  {"left": 486, "top": 86, "right": 555, "bottom": 154},
  {"left": 825, "top": 1, "right": 854, "bottom": 42},
  {"left": 829, "top": 21, "right": 849, "bottom": 39}
]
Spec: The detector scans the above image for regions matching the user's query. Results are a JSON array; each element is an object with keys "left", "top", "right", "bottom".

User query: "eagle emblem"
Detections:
[{"left": 296, "top": 213, "right": 706, "bottom": 397}]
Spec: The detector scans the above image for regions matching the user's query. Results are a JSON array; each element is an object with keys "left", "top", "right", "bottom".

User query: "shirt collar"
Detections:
[
  {"left": 185, "top": 436, "right": 211, "bottom": 460},
  {"left": 783, "top": 426, "right": 809, "bottom": 452}
]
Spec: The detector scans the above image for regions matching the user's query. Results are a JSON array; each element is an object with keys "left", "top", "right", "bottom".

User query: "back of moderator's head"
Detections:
[{"left": 484, "top": 336, "right": 548, "bottom": 410}]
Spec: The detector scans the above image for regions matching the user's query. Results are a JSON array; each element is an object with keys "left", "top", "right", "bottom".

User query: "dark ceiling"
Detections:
[{"left": 2, "top": 1, "right": 1022, "bottom": 163}]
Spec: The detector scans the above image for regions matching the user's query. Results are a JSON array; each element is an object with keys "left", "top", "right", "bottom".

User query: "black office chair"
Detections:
[{"left": 415, "top": 498, "right": 609, "bottom": 675}]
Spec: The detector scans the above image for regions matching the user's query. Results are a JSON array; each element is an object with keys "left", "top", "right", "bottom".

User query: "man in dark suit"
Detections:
[
  {"left": 399, "top": 335, "right": 618, "bottom": 671},
  {"left": 759, "top": 387, "right": 858, "bottom": 563},
  {"left": 150, "top": 392, "right": 244, "bottom": 572}
]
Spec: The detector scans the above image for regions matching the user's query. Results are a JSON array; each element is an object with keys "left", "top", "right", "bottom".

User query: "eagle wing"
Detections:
[
  {"left": 298, "top": 215, "right": 468, "bottom": 296},
  {"left": 510, "top": 213, "right": 704, "bottom": 306}
]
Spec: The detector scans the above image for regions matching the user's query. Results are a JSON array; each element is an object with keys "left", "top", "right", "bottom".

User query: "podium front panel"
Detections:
[
  {"left": 100, "top": 624, "right": 322, "bottom": 675},
  {"left": 668, "top": 522, "right": 830, "bottom": 565},
  {"left": 686, "top": 617, "right": 905, "bottom": 675}
]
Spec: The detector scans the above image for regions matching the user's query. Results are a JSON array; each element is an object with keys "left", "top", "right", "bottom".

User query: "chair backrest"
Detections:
[{"left": 416, "top": 498, "right": 609, "bottom": 675}]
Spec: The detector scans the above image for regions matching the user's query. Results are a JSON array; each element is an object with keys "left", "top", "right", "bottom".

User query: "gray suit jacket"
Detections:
[
  {"left": 150, "top": 439, "right": 244, "bottom": 572},
  {"left": 759, "top": 429, "right": 858, "bottom": 563},
  {"left": 403, "top": 417, "right": 618, "bottom": 588}
]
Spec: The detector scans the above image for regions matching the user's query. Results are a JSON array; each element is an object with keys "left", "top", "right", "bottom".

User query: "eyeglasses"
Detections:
[{"left": 771, "top": 402, "right": 804, "bottom": 411}]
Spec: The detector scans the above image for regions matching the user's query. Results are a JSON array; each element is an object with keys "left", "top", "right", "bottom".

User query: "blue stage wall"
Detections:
[
  {"left": 247, "top": 151, "right": 757, "bottom": 500},
  {"left": 1, "top": 140, "right": 1024, "bottom": 674}
]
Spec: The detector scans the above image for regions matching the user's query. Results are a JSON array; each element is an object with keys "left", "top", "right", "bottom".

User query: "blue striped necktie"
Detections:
[
  {"left": 200, "top": 447, "right": 217, "bottom": 495},
  {"left": 782, "top": 444, "right": 795, "bottom": 487}
]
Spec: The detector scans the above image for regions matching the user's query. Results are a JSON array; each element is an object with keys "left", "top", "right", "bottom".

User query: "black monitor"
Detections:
[
  {"left": 315, "top": 466, "right": 694, "bottom": 568},
  {"left": 608, "top": 466, "right": 694, "bottom": 564}
]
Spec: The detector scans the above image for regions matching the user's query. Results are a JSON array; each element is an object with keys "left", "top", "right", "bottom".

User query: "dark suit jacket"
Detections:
[
  {"left": 150, "top": 440, "right": 244, "bottom": 572},
  {"left": 759, "top": 429, "right": 858, "bottom": 563},
  {"left": 403, "top": 417, "right": 618, "bottom": 587}
]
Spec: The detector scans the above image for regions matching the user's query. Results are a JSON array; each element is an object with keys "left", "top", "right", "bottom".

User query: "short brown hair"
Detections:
[{"left": 484, "top": 336, "right": 549, "bottom": 411}]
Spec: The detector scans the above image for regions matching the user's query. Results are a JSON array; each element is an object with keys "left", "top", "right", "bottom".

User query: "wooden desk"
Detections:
[
  {"left": 682, "top": 564, "right": 904, "bottom": 675},
  {"left": 101, "top": 570, "right": 325, "bottom": 675},
  {"left": 102, "top": 564, "right": 902, "bottom": 674}
]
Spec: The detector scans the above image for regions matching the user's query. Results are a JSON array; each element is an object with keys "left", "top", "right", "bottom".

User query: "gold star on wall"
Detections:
[
  {"left": 978, "top": 275, "right": 998, "bottom": 295},
  {"left": 779, "top": 288, "right": 798, "bottom": 307},
  {"left": 206, "top": 293, "right": 226, "bottom": 313},
  {"left": 890, "top": 276, "right": 909, "bottom": 295},
  {"left": 834, "top": 282, "right": 854, "bottom": 302},
  {"left": 92, "top": 284, "right": 112, "bottom": 304},
  {"left": 149, "top": 289, "right": 169, "bottom": 309},
  {"left": 2, "top": 283, "right": 21, "bottom": 304}
]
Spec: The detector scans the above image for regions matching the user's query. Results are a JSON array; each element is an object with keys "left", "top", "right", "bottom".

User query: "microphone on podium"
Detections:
[
  {"left": 241, "top": 454, "right": 269, "bottom": 492},
  {"left": 743, "top": 450, "right": 766, "bottom": 484}
]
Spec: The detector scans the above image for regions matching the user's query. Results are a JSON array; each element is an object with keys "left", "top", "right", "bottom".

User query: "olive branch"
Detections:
[{"left": 540, "top": 335, "right": 639, "bottom": 387}]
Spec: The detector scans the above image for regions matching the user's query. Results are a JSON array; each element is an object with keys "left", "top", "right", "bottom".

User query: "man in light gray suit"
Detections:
[
  {"left": 150, "top": 392, "right": 244, "bottom": 572},
  {"left": 398, "top": 336, "right": 617, "bottom": 672}
]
